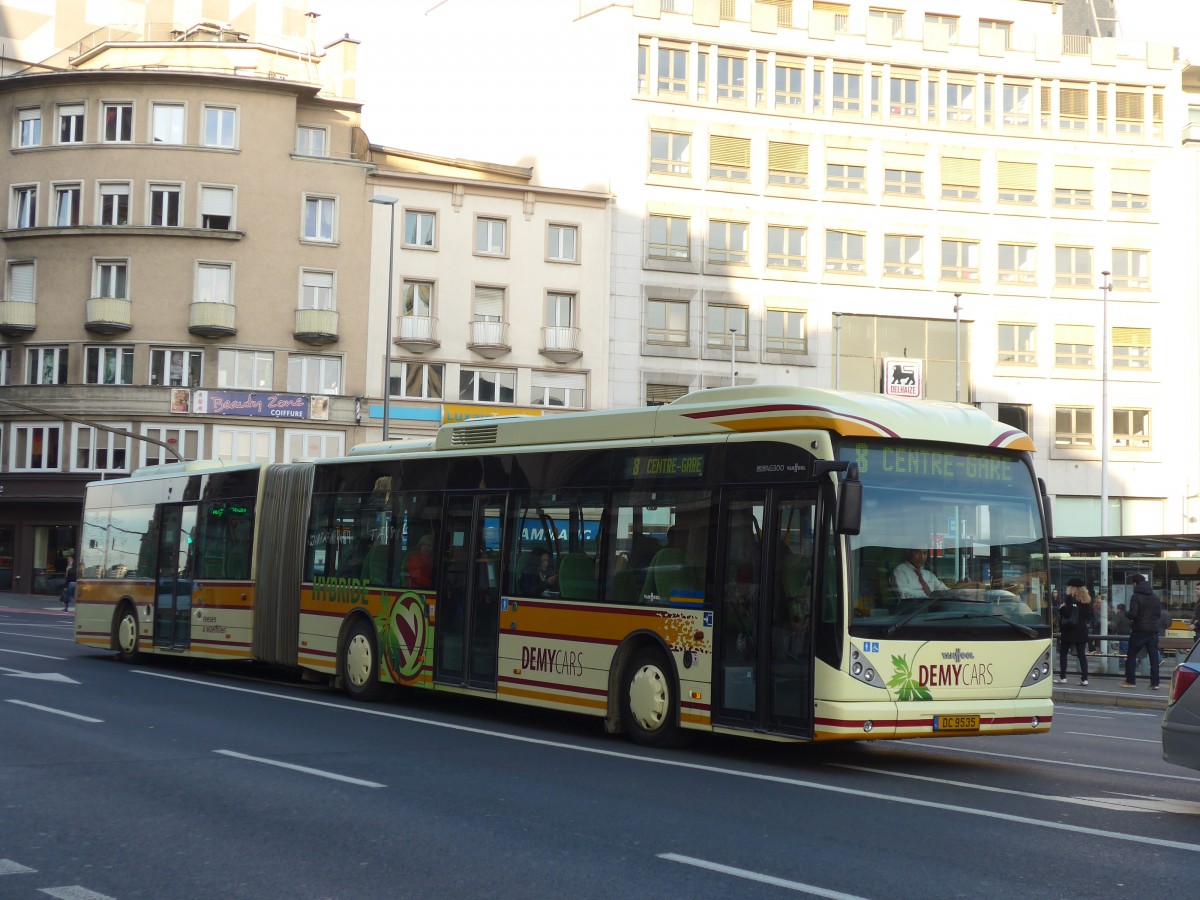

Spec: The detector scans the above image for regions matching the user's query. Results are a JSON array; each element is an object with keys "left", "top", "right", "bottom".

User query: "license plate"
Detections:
[{"left": 933, "top": 714, "right": 980, "bottom": 732}]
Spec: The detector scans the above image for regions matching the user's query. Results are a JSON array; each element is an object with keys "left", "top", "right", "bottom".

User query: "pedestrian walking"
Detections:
[
  {"left": 1120, "top": 574, "right": 1162, "bottom": 689},
  {"left": 1056, "top": 578, "right": 1091, "bottom": 685},
  {"left": 60, "top": 556, "right": 77, "bottom": 611},
  {"left": 1192, "top": 585, "right": 1200, "bottom": 644}
]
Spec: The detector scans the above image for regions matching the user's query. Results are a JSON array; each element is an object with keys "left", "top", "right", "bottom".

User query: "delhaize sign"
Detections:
[{"left": 882, "top": 357, "right": 923, "bottom": 399}]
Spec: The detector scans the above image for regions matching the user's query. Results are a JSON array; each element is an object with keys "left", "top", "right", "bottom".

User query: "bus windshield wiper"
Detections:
[
  {"left": 940, "top": 612, "right": 1038, "bottom": 637},
  {"left": 885, "top": 594, "right": 942, "bottom": 635}
]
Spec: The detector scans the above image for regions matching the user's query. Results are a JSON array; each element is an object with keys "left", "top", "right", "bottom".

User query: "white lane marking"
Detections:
[
  {"left": 1053, "top": 706, "right": 1161, "bottom": 719},
  {"left": 901, "top": 741, "right": 1200, "bottom": 783},
  {"left": 0, "top": 628, "right": 77, "bottom": 641},
  {"left": 136, "top": 669, "right": 1200, "bottom": 852},
  {"left": 660, "top": 853, "right": 868, "bottom": 899},
  {"left": 0, "top": 667, "right": 79, "bottom": 684},
  {"left": 0, "top": 859, "right": 36, "bottom": 875},
  {"left": 39, "top": 887, "right": 116, "bottom": 900},
  {"left": 214, "top": 749, "right": 385, "bottom": 788},
  {"left": 0, "top": 648, "right": 67, "bottom": 660},
  {"left": 4, "top": 700, "right": 102, "bottom": 723},
  {"left": 1065, "top": 731, "right": 1159, "bottom": 743}
]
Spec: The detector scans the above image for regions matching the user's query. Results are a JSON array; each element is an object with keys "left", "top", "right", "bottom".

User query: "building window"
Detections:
[
  {"left": 709, "top": 135, "right": 750, "bottom": 182},
  {"left": 998, "top": 323, "right": 1036, "bottom": 365},
  {"left": 389, "top": 361, "right": 444, "bottom": 400},
  {"left": 812, "top": 68, "right": 824, "bottom": 111},
  {"left": 296, "top": 125, "right": 327, "bottom": 157},
  {"left": 1111, "top": 327, "right": 1150, "bottom": 369},
  {"left": 196, "top": 263, "right": 231, "bottom": 304},
  {"left": 889, "top": 71, "right": 919, "bottom": 117},
  {"left": 73, "top": 424, "right": 130, "bottom": 473},
  {"left": 218, "top": 349, "right": 273, "bottom": 389},
  {"left": 925, "top": 13, "right": 958, "bottom": 42},
  {"left": 300, "top": 270, "right": 335, "bottom": 310},
  {"left": 57, "top": 103, "right": 84, "bottom": 143},
  {"left": 708, "top": 220, "right": 748, "bottom": 265},
  {"left": 980, "top": 19, "right": 1012, "bottom": 49},
  {"left": 1054, "top": 186, "right": 1092, "bottom": 208},
  {"left": 1055, "top": 325, "right": 1094, "bottom": 368},
  {"left": 404, "top": 280, "right": 434, "bottom": 317},
  {"left": 475, "top": 216, "right": 507, "bottom": 255},
  {"left": 404, "top": 210, "right": 436, "bottom": 248},
  {"left": 941, "top": 157, "right": 980, "bottom": 200},
  {"left": 214, "top": 426, "right": 274, "bottom": 464},
  {"left": 774, "top": 59, "right": 804, "bottom": 106},
  {"left": 288, "top": 355, "right": 341, "bottom": 395},
  {"left": 85, "top": 346, "right": 134, "bottom": 385},
  {"left": 768, "top": 141, "right": 808, "bottom": 186},
  {"left": 94, "top": 260, "right": 128, "bottom": 300},
  {"left": 707, "top": 304, "right": 749, "bottom": 350},
  {"left": 832, "top": 70, "right": 863, "bottom": 113},
  {"left": 997, "top": 161, "right": 1036, "bottom": 205},
  {"left": 826, "top": 163, "right": 865, "bottom": 192},
  {"left": 941, "top": 240, "right": 980, "bottom": 281},
  {"left": 647, "top": 383, "right": 689, "bottom": 406},
  {"left": 766, "top": 308, "right": 807, "bottom": 353},
  {"left": 884, "top": 168, "right": 922, "bottom": 196},
  {"left": 649, "top": 214, "right": 689, "bottom": 260},
  {"left": 459, "top": 367, "right": 516, "bottom": 403},
  {"left": 826, "top": 230, "right": 865, "bottom": 272},
  {"left": 55, "top": 183, "right": 81, "bottom": 226},
  {"left": 1112, "top": 249, "right": 1150, "bottom": 290},
  {"left": 11, "top": 424, "right": 61, "bottom": 471},
  {"left": 102, "top": 102, "right": 133, "bottom": 142},
  {"left": 656, "top": 45, "right": 688, "bottom": 94},
  {"left": 142, "top": 425, "right": 201, "bottom": 466},
  {"left": 884, "top": 234, "right": 922, "bottom": 277},
  {"left": 203, "top": 105, "right": 237, "bottom": 148},
  {"left": 944, "top": 82, "right": 975, "bottom": 121},
  {"left": 650, "top": 130, "right": 691, "bottom": 175},
  {"left": 1115, "top": 91, "right": 1144, "bottom": 134},
  {"left": 5, "top": 261, "right": 35, "bottom": 303},
  {"left": 27, "top": 347, "right": 67, "bottom": 385},
  {"left": 0, "top": 348, "right": 11, "bottom": 386},
  {"left": 284, "top": 430, "right": 343, "bottom": 463},
  {"left": 545, "top": 291, "right": 575, "bottom": 328},
  {"left": 149, "top": 183, "right": 181, "bottom": 226},
  {"left": 998, "top": 243, "right": 1036, "bottom": 284},
  {"left": 1055, "top": 407, "right": 1093, "bottom": 448},
  {"left": 997, "top": 403, "right": 1029, "bottom": 434},
  {"left": 17, "top": 108, "right": 41, "bottom": 147},
  {"left": 697, "top": 50, "right": 709, "bottom": 100},
  {"left": 12, "top": 186, "right": 36, "bottom": 228},
  {"left": 151, "top": 102, "right": 185, "bottom": 144},
  {"left": 647, "top": 299, "right": 689, "bottom": 345},
  {"left": 150, "top": 348, "right": 202, "bottom": 387},
  {"left": 1054, "top": 246, "right": 1092, "bottom": 287},
  {"left": 200, "top": 186, "right": 234, "bottom": 229},
  {"left": 1112, "top": 409, "right": 1151, "bottom": 449},
  {"left": 547, "top": 223, "right": 578, "bottom": 262},
  {"left": 98, "top": 183, "right": 130, "bottom": 226},
  {"left": 717, "top": 53, "right": 747, "bottom": 103},
  {"left": 303, "top": 195, "right": 336, "bottom": 242},
  {"left": 1057, "top": 86, "right": 1088, "bottom": 131},
  {"left": 1002, "top": 82, "right": 1032, "bottom": 127},
  {"left": 869, "top": 7, "right": 903, "bottom": 37},
  {"left": 815, "top": 2, "right": 850, "bottom": 32},
  {"left": 766, "top": 225, "right": 807, "bottom": 269},
  {"left": 531, "top": 372, "right": 585, "bottom": 408},
  {"left": 1112, "top": 190, "right": 1149, "bottom": 211}
]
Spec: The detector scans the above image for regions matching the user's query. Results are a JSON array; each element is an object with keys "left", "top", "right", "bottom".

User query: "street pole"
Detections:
[
  {"left": 369, "top": 194, "right": 399, "bottom": 441},
  {"left": 1100, "top": 270, "right": 1111, "bottom": 607},
  {"left": 730, "top": 327, "right": 736, "bottom": 386},
  {"left": 833, "top": 312, "right": 842, "bottom": 389},
  {"left": 953, "top": 293, "right": 962, "bottom": 403}
]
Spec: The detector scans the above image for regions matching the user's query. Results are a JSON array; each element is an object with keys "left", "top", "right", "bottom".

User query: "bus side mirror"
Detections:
[
  {"left": 1039, "top": 477, "right": 1054, "bottom": 540},
  {"left": 837, "top": 464, "right": 862, "bottom": 536}
]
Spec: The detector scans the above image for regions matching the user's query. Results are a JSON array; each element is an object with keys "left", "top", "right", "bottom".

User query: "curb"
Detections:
[{"left": 1054, "top": 685, "right": 1167, "bottom": 711}]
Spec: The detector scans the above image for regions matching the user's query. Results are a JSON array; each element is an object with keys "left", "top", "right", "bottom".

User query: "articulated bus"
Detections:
[{"left": 75, "top": 386, "right": 1055, "bottom": 746}]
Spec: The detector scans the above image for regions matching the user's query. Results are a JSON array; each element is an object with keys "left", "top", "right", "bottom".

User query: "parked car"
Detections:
[{"left": 1162, "top": 638, "right": 1200, "bottom": 772}]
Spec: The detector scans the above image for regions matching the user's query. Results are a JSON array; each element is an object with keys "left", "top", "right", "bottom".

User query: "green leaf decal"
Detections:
[{"left": 888, "top": 653, "right": 932, "bottom": 701}]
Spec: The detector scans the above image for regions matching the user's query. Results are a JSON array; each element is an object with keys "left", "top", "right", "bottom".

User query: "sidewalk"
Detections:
[{"left": 0, "top": 590, "right": 74, "bottom": 616}]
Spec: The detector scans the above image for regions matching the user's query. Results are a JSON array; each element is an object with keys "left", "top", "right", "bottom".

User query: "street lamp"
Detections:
[
  {"left": 833, "top": 312, "right": 843, "bottom": 389},
  {"left": 730, "top": 328, "right": 737, "bottom": 386},
  {"left": 953, "top": 293, "right": 963, "bottom": 403},
  {"left": 369, "top": 194, "right": 398, "bottom": 441},
  {"left": 1099, "top": 270, "right": 1112, "bottom": 606}
]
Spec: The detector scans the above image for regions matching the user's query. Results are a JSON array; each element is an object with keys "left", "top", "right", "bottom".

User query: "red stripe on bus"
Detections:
[
  {"left": 508, "top": 630, "right": 620, "bottom": 646},
  {"left": 497, "top": 674, "right": 607, "bottom": 697}
]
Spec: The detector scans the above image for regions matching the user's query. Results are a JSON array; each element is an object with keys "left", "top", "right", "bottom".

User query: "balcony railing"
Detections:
[
  {"left": 85, "top": 297, "right": 132, "bottom": 334},
  {"left": 393, "top": 315, "right": 439, "bottom": 352},
  {"left": 188, "top": 301, "right": 237, "bottom": 337},
  {"left": 294, "top": 308, "right": 339, "bottom": 345},
  {"left": 468, "top": 320, "right": 510, "bottom": 359},
  {"left": 540, "top": 325, "right": 582, "bottom": 363},
  {"left": 0, "top": 300, "right": 37, "bottom": 336}
]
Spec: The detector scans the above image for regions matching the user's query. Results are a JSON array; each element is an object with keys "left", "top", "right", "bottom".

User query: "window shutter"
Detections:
[
  {"left": 1115, "top": 91, "right": 1143, "bottom": 120},
  {"left": 884, "top": 152, "right": 923, "bottom": 170},
  {"left": 710, "top": 135, "right": 750, "bottom": 167},
  {"left": 1054, "top": 165, "right": 1093, "bottom": 190},
  {"left": 532, "top": 371, "right": 586, "bottom": 391},
  {"left": 1153, "top": 93, "right": 1163, "bottom": 123},
  {"left": 998, "top": 161, "right": 1036, "bottom": 190},
  {"left": 646, "top": 383, "right": 688, "bottom": 405},
  {"left": 18, "top": 108, "right": 39, "bottom": 123},
  {"left": 201, "top": 187, "right": 234, "bottom": 216},
  {"left": 1112, "top": 327, "right": 1150, "bottom": 348},
  {"left": 826, "top": 147, "right": 868, "bottom": 167},
  {"left": 9, "top": 263, "right": 35, "bottom": 301},
  {"left": 1055, "top": 324, "right": 1093, "bottom": 345},
  {"left": 813, "top": 2, "right": 849, "bottom": 11},
  {"left": 1096, "top": 90, "right": 1108, "bottom": 119},
  {"left": 1111, "top": 168, "right": 1150, "bottom": 193},
  {"left": 768, "top": 141, "right": 808, "bottom": 173},
  {"left": 1059, "top": 87, "right": 1087, "bottom": 116},
  {"left": 473, "top": 286, "right": 504, "bottom": 319},
  {"left": 1040, "top": 85, "right": 1051, "bottom": 112},
  {"left": 941, "top": 157, "right": 980, "bottom": 186}
]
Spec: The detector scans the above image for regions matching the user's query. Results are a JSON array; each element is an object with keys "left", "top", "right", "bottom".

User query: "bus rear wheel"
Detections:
[
  {"left": 342, "top": 619, "right": 381, "bottom": 701},
  {"left": 621, "top": 647, "right": 682, "bottom": 747},
  {"left": 113, "top": 604, "right": 140, "bottom": 662}
]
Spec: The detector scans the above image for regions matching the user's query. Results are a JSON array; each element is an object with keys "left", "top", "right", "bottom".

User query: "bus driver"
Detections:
[{"left": 891, "top": 548, "right": 949, "bottom": 598}]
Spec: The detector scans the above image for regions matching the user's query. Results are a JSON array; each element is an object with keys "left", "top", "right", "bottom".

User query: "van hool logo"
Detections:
[{"left": 941, "top": 648, "right": 976, "bottom": 662}]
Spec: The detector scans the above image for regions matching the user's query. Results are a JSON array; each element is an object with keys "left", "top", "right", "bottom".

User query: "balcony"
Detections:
[
  {"left": 0, "top": 300, "right": 36, "bottom": 336},
  {"left": 189, "top": 301, "right": 237, "bottom": 337},
  {"left": 393, "top": 315, "right": 439, "bottom": 353},
  {"left": 468, "top": 320, "right": 510, "bottom": 359},
  {"left": 294, "top": 308, "right": 339, "bottom": 345},
  {"left": 85, "top": 297, "right": 132, "bottom": 334},
  {"left": 540, "top": 325, "right": 582, "bottom": 363}
]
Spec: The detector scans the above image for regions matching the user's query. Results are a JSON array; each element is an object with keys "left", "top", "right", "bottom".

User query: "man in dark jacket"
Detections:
[{"left": 1120, "top": 574, "right": 1162, "bottom": 689}]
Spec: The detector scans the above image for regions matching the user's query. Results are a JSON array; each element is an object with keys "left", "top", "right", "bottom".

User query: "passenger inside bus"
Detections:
[
  {"left": 518, "top": 547, "right": 559, "bottom": 597},
  {"left": 404, "top": 534, "right": 435, "bottom": 589}
]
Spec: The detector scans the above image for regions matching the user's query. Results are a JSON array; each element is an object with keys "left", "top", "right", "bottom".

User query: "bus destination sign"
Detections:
[
  {"left": 846, "top": 444, "right": 1019, "bottom": 487},
  {"left": 624, "top": 452, "right": 706, "bottom": 479}
]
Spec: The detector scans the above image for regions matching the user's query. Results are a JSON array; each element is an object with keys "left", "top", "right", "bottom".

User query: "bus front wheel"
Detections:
[
  {"left": 113, "top": 604, "right": 140, "bottom": 662},
  {"left": 342, "top": 619, "right": 381, "bottom": 701},
  {"left": 621, "top": 647, "right": 681, "bottom": 747}
]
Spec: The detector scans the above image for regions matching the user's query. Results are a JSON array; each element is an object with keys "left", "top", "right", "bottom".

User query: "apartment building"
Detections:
[{"left": 390, "top": 0, "right": 1197, "bottom": 540}]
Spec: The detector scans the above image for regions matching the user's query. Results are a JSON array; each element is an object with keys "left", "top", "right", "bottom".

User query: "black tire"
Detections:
[
  {"left": 113, "top": 603, "right": 140, "bottom": 662},
  {"left": 620, "top": 647, "right": 682, "bottom": 747},
  {"left": 342, "top": 618, "right": 381, "bottom": 701}
]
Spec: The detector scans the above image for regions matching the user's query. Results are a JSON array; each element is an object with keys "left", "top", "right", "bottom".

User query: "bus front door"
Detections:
[
  {"left": 715, "top": 490, "right": 816, "bottom": 736},
  {"left": 154, "top": 503, "right": 196, "bottom": 651},
  {"left": 434, "top": 494, "right": 506, "bottom": 691}
]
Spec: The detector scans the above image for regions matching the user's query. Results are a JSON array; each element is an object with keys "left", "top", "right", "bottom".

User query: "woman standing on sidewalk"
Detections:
[{"left": 1057, "top": 577, "right": 1092, "bottom": 685}]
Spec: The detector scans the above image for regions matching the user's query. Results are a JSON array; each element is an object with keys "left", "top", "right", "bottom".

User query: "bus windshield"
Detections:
[{"left": 839, "top": 441, "right": 1050, "bottom": 640}]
